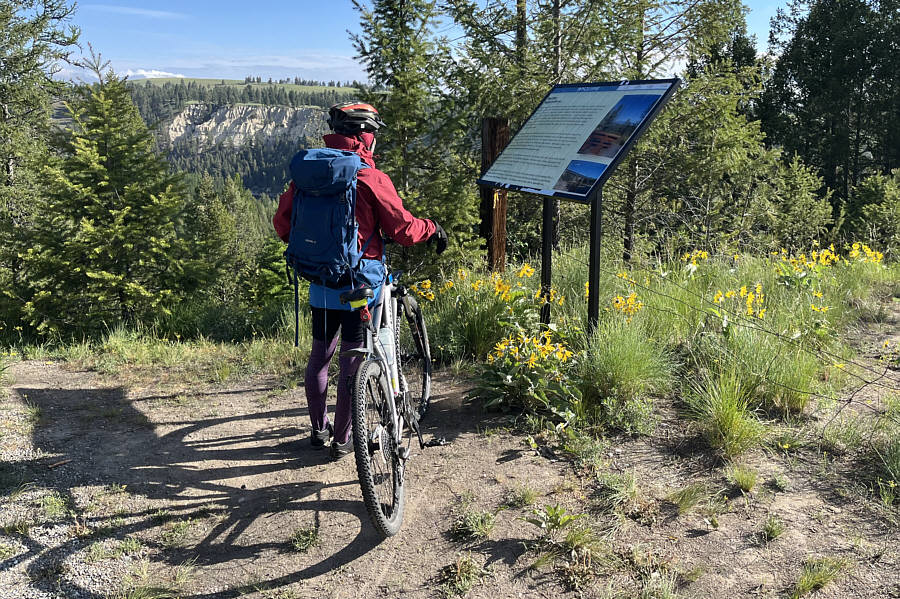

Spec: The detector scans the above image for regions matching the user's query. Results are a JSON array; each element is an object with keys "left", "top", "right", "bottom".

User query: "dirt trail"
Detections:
[{"left": 0, "top": 302, "right": 898, "bottom": 599}]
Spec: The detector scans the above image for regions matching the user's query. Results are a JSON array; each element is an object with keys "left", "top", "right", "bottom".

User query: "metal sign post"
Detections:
[{"left": 587, "top": 188, "right": 603, "bottom": 330}]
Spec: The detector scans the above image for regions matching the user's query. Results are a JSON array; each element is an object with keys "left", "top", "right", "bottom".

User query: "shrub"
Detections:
[{"left": 472, "top": 331, "right": 579, "bottom": 424}]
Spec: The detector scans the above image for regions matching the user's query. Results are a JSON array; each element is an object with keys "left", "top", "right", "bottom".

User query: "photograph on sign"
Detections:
[
  {"left": 576, "top": 94, "right": 659, "bottom": 158},
  {"left": 477, "top": 79, "right": 679, "bottom": 202}
]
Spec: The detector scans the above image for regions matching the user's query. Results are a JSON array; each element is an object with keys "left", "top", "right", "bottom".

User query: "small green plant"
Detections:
[
  {"left": 288, "top": 526, "right": 318, "bottom": 553},
  {"left": 159, "top": 518, "right": 193, "bottom": 548},
  {"left": 438, "top": 553, "right": 489, "bottom": 597},
  {"left": 822, "top": 415, "right": 867, "bottom": 454},
  {"left": 789, "top": 556, "right": 848, "bottom": 599},
  {"left": 685, "top": 370, "right": 763, "bottom": 458},
  {"left": 667, "top": 483, "right": 708, "bottom": 515},
  {"left": 450, "top": 499, "right": 496, "bottom": 541},
  {"left": 727, "top": 464, "right": 758, "bottom": 493},
  {"left": 560, "top": 428, "right": 607, "bottom": 472},
  {"left": 760, "top": 514, "right": 785, "bottom": 542},
  {"left": 0, "top": 541, "right": 18, "bottom": 559},
  {"left": 770, "top": 473, "right": 790, "bottom": 492},
  {"left": 39, "top": 492, "right": 72, "bottom": 519},
  {"left": 0, "top": 518, "right": 32, "bottom": 536},
  {"left": 875, "top": 478, "right": 896, "bottom": 506},
  {"left": 595, "top": 470, "right": 641, "bottom": 514},
  {"left": 502, "top": 484, "right": 538, "bottom": 509},
  {"left": 525, "top": 503, "right": 583, "bottom": 538}
]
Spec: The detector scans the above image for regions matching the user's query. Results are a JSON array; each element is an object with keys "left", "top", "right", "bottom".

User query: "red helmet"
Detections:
[{"left": 327, "top": 101, "right": 385, "bottom": 135}]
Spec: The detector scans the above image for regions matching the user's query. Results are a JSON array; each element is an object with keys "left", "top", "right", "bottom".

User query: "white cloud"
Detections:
[
  {"left": 82, "top": 4, "right": 188, "bottom": 20},
  {"left": 125, "top": 69, "right": 185, "bottom": 79}
]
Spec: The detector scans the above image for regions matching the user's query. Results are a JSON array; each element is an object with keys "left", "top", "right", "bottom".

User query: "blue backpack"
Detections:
[{"left": 284, "top": 148, "right": 375, "bottom": 344}]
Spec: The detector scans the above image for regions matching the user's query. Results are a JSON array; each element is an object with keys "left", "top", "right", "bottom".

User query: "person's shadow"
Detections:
[{"left": 1, "top": 380, "right": 388, "bottom": 598}]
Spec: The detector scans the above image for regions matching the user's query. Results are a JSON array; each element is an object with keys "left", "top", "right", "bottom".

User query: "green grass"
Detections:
[
  {"left": 760, "top": 514, "right": 785, "bottom": 543},
  {"left": 438, "top": 554, "right": 489, "bottom": 597},
  {"left": 578, "top": 317, "right": 672, "bottom": 435},
  {"left": 685, "top": 370, "right": 764, "bottom": 458},
  {"left": 38, "top": 492, "right": 72, "bottom": 519},
  {"left": 502, "top": 484, "right": 538, "bottom": 509},
  {"left": 450, "top": 498, "right": 496, "bottom": 541},
  {"left": 159, "top": 519, "right": 193, "bottom": 548},
  {"left": 789, "top": 556, "right": 848, "bottom": 599},
  {"left": 594, "top": 470, "right": 642, "bottom": 514},
  {"left": 667, "top": 483, "right": 709, "bottom": 515},
  {"left": 288, "top": 526, "right": 318, "bottom": 553},
  {"left": 726, "top": 464, "right": 758, "bottom": 493}
]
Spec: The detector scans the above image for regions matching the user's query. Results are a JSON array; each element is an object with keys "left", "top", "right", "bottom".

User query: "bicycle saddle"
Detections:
[{"left": 340, "top": 287, "right": 375, "bottom": 304}]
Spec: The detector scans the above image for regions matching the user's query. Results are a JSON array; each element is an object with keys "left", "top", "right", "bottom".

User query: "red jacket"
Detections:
[{"left": 273, "top": 133, "right": 435, "bottom": 259}]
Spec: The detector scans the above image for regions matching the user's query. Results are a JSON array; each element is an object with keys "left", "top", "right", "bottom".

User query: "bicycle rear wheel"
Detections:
[
  {"left": 351, "top": 359, "right": 405, "bottom": 537},
  {"left": 397, "top": 295, "right": 432, "bottom": 420}
]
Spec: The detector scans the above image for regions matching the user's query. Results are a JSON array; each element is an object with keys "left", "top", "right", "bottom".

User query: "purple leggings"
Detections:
[{"left": 305, "top": 308, "right": 365, "bottom": 444}]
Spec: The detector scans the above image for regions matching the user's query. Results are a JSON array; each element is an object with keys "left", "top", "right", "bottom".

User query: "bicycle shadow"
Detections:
[{"left": 3, "top": 380, "right": 384, "bottom": 598}]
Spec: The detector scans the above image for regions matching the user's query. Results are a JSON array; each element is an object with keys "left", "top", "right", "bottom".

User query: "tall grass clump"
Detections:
[
  {"left": 578, "top": 317, "right": 673, "bottom": 435},
  {"left": 685, "top": 369, "right": 764, "bottom": 458}
]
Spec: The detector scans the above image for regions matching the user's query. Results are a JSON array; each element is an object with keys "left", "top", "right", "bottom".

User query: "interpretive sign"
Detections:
[{"left": 477, "top": 79, "right": 679, "bottom": 203}]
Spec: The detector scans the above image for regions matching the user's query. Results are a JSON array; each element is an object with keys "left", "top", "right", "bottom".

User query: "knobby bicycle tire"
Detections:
[
  {"left": 351, "top": 358, "right": 406, "bottom": 537},
  {"left": 398, "top": 294, "right": 432, "bottom": 420}
]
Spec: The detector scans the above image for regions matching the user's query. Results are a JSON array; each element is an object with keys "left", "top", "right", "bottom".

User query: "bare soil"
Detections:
[{"left": 1, "top": 304, "right": 898, "bottom": 599}]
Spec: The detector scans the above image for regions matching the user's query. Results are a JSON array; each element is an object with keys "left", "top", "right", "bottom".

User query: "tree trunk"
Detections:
[
  {"left": 479, "top": 117, "right": 510, "bottom": 271},
  {"left": 550, "top": 0, "right": 561, "bottom": 248},
  {"left": 516, "top": 0, "right": 527, "bottom": 69}
]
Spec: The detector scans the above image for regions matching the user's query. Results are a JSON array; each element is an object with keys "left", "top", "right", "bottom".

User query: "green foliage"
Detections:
[
  {"left": 789, "top": 556, "right": 848, "bottom": 599},
  {"left": 760, "top": 514, "right": 785, "bottom": 542},
  {"left": 770, "top": 156, "right": 834, "bottom": 248},
  {"left": 685, "top": 370, "right": 764, "bottom": 458},
  {"left": 578, "top": 317, "right": 672, "bottom": 435},
  {"left": 450, "top": 497, "right": 496, "bottom": 541},
  {"left": 438, "top": 554, "right": 489, "bottom": 597},
  {"left": 850, "top": 170, "right": 900, "bottom": 259},
  {"left": 288, "top": 526, "right": 318, "bottom": 553},
  {"left": 666, "top": 482, "right": 710, "bottom": 515},
  {"left": 18, "top": 63, "right": 187, "bottom": 336},
  {"left": 525, "top": 504, "right": 584, "bottom": 538},
  {"left": 472, "top": 330, "right": 579, "bottom": 425},
  {"left": 761, "top": 0, "right": 898, "bottom": 212},
  {"left": 0, "top": 0, "right": 79, "bottom": 330},
  {"left": 726, "top": 464, "right": 758, "bottom": 493}
]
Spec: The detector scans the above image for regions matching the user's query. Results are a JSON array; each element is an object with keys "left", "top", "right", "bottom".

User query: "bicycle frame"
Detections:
[{"left": 356, "top": 275, "right": 406, "bottom": 445}]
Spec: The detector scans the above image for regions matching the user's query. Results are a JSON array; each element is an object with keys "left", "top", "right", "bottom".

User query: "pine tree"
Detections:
[
  {"left": 20, "top": 58, "right": 188, "bottom": 336},
  {"left": 352, "top": 0, "right": 481, "bottom": 271},
  {"left": 0, "top": 0, "right": 78, "bottom": 333}
]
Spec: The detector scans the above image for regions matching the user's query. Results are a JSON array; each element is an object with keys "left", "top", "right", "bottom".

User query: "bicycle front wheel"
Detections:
[
  {"left": 351, "top": 359, "right": 406, "bottom": 537},
  {"left": 397, "top": 294, "right": 432, "bottom": 420}
]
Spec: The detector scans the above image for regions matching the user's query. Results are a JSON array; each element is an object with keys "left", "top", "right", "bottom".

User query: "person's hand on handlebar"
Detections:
[{"left": 428, "top": 222, "right": 448, "bottom": 254}]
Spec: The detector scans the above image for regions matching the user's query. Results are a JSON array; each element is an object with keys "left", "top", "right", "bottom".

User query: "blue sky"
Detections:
[{"left": 65, "top": 1, "right": 784, "bottom": 82}]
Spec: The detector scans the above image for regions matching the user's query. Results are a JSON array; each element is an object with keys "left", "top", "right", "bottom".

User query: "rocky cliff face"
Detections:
[{"left": 164, "top": 104, "right": 329, "bottom": 148}]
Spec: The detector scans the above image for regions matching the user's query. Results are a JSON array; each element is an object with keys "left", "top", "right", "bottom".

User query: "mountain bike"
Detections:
[{"left": 339, "top": 268, "right": 432, "bottom": 537}]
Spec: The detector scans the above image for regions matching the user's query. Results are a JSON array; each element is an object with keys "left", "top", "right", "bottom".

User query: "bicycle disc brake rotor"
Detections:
[{"left": 369, "top": 423, "right": 391, "bottom": 465}]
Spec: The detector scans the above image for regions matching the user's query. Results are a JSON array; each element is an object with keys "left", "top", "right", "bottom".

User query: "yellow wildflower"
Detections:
[{"left": 517, "top": 263, "right": 535, "bottom": 278}]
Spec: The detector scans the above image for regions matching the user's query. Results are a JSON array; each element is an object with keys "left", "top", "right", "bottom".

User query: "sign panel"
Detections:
[{"left": 477, "top": 79, "right": 680, "bottom": 202}]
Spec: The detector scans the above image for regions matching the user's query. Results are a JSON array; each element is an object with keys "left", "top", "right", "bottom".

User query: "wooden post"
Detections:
[{"left": 479, "top": 117, "right": 510, "bottom": 272}]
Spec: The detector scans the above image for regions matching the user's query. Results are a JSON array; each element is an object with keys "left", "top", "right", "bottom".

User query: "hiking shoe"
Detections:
[
  {"left": 310, "top": 424, "right": 333, "bottom": 449},
  {"left": 329, "top": 438, "right": 353, "bottom": 460}
]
